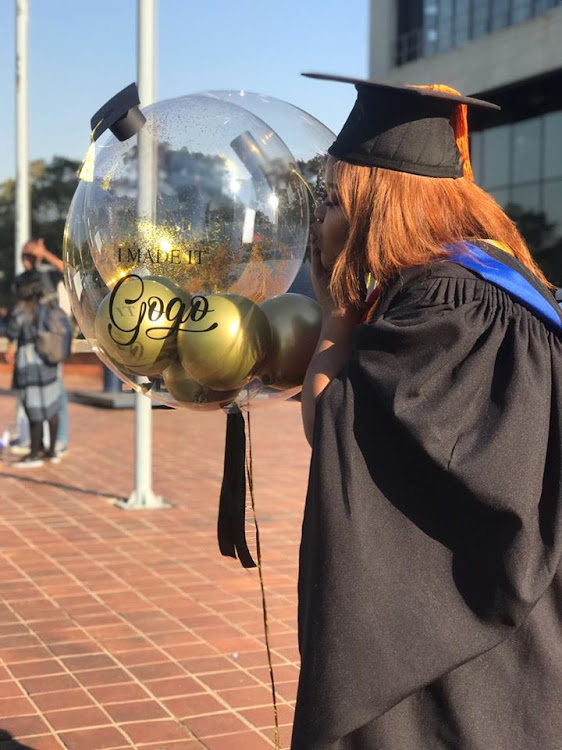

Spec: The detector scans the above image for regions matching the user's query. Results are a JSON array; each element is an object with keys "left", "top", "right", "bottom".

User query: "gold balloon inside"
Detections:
[
  {"left": 94, "top": 274, "right": 191, "bottom": 377},
  {"left": 177, "top": 293, "right": 271, "bottom": 391},
  {"left": 161, "top": 362, "right": 240, "bottom": 410},
  {"left": 258, "top": 293, "right": 322, "bottom": 389}
]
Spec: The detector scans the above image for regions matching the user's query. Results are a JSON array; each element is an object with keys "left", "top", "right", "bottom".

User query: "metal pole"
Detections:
[
  {"left": 118, "top": 0, "right": 167, "bottom": 509},
  {"left": 15, "top": 0, "right": 30, "bottom": 275}
]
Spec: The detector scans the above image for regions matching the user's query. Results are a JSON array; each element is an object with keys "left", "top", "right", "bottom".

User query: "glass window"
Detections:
[
  {"left": 437, "top": 0, "right": 454, "bottom": 52},
  {"left": 472, "top": 0, "right": 491, "bottom": 38},
  {"left": 397, "top": 0, "right": 561, "bottom": 65},
  {"left": 534, "top": 0, "right": 546, "bottom": 9},
  {"left": 543, "top": 180, "right": 562, "bottom": 238},
  {"left": 489, "top": 188, "right": 509, "bottom": 208},
  {"left": 512, "top": 0, "right": 532, "bottom": 22},
  {"left": 408, "top": 29, "right": 423, "bottom": 61},
  {"left": 470, "top": 132, "right": 483, "bottom": 185},
  {"left": 530, "top": 181, "right": 562, "bottom": 284},
  {"left": 506, "top": 184, "right": 542, "bottom": 259},
  {"left": 539, "top": 246, "right": 562, "bottom": 288},
  {"left": 512, "top": 118, "right": 541, "bottom": 184},
  {"left": 454, "top": 0, "right": 471, "bottom": 45},
  {"left": 423, "top": 1, "right": 438, "bottom": 56},
  {"left": 423, "top": 27, "right": 439, "bottom": 56},
  {"left": 511, "top": 183, "right": 541, "bottom": 213},
  {"left": 423, "top": 0, "right": 438, "bottom": 14},
  {"left": 482, "top": 125, "right": 510, "bottom": 189},
  {"left": 423, "top": 1, "right": 439, "bottom": 56},
  {"left": 535, "top": 0, "right": 560, "bottom": 11},
  {"left": 543, "top": 112, "right": 562, "bottom": 179},
  {"left": 491, "top": 0, "right": 510, "bottom": 30},
  {"left": 475, "top": 109, "right": 562, "bottom": 282}
]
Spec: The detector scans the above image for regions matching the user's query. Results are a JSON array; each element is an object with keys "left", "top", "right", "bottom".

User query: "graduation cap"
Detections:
[
  {"left": 302, "top": 73, "right": 500, "bottom": 179},
  {"left": 90, "top": 83, "right": 146, "bottom": 142}
]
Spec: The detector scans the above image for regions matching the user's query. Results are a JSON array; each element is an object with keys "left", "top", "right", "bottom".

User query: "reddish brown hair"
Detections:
[{"left": 330, "top": 161, "right": 553, "bottom": 307}]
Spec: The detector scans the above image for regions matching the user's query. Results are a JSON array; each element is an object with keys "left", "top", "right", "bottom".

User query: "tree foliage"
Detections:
[{"left": 0, "top": 156, "right": 80, "bottom": 305}]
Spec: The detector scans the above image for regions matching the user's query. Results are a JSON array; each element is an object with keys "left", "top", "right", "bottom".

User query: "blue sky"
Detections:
[{"left": 0, "top": 0, "right": 369, "bottom": 182}]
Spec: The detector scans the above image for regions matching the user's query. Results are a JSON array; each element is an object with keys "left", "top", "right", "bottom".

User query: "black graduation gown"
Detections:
[{"left": 292, "top": 255, "right": 562, "bottom": 750}]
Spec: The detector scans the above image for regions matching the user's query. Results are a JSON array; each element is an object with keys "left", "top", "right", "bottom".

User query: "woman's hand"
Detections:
[
  {"left": 310, "top": 240, "right": 336, "bottom": 311},
  {"left": 309, "top": 231, "right": 368, "bottom": 322},
  {"left": 34, "top": 238, "right": 47, "bottom": 260},
  {"left": 24, "top": 240, "right": 43, "bottom": 261},
  {"left": 28, "top": 238, "right": 64, "bottom": 272}
]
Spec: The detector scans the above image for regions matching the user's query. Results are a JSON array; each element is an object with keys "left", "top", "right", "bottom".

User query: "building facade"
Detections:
[{"left": 370, "top": 0, "right": 562, "bottom": 283}]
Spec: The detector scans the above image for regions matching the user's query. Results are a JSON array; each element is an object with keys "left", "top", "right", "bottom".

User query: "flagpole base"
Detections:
[{"left": 115, "top": 491, "right": 172, "bottom": 510}]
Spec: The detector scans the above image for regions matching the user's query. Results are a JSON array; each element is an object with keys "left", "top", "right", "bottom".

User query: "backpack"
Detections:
[{"left": 35, "top": 302, "right": 73, "bottom": 365}]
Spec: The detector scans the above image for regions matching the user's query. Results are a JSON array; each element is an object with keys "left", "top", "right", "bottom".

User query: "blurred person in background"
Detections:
[
  {"left": 10, "top": 239, "right": 69, "bottom": 456},
  {"left": 5, "top": 274, "right": 60, "bottom": 467}
]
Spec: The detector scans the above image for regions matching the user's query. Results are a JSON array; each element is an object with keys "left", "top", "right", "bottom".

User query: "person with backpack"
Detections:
[
  {"left": 10, "top": 239, "right": 71, "bottom": 457},
  {"left": 5, "top": 273, "right": 61, "bottom": 467}
]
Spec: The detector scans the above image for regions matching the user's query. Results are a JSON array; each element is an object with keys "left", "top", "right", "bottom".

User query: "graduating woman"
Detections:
[{"left": 293, "top": 74, "right": 562, "bottom": 749}]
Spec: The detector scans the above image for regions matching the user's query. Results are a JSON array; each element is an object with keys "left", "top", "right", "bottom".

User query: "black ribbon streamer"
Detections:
[{"left": 217, "top": 409, "right": 256, "bottom": 568}]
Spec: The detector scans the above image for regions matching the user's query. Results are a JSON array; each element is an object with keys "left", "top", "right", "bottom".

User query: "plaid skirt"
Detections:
[{"left": 14, "top": 343, "right": 60, "bottom": 423}]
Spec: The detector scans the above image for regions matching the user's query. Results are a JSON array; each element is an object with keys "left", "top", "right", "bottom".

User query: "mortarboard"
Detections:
[
  {"left": 302, "top": 72, "right": 500, "bottom": 179},
  {"left": 90, "top": 83, "right": 146, "bottom": 142}
]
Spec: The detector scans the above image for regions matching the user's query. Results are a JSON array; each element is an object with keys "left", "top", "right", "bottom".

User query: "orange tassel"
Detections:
[{"left": 411, "top": 84, "right": 474, "bottom": 181}]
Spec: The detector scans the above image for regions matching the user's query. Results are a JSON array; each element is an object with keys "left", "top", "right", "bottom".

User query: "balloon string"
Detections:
[{"left": 245, "top": 410, "right": 280, "bottom": 749}]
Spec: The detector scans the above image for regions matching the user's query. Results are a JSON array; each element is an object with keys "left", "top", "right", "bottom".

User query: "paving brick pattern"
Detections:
[{"left": 0, "top": 374, "right": 309, "bottom": 749}]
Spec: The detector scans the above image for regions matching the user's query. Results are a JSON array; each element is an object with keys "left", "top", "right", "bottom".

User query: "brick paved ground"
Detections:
[{"left": 0, "top": 370, "right": 310, "bottom": 750}]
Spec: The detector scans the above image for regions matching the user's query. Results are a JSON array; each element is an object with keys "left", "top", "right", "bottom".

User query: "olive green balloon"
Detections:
[
  {"left": 94, "top": 275, "right": 191, "bottom": 377},
  {"left": 177, "top": 293, "right": 271, "bottom": 391},
  {"left": 258, "top": 293, "right": 322, "bottom": 389},
  {"left": 161, "top": 362, "right": 239, "bottom": 410}
]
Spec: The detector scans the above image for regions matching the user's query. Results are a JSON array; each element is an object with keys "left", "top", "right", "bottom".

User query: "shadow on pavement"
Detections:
[
  {"left": 0, "top": 471, "right": 123, "bottom": 501},
  {"left": 0, "top": 730, "right": 38, "bottom": 749}
]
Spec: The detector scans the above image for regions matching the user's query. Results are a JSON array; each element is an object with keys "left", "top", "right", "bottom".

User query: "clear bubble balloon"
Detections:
[
  {"left": 83, "top": 94, "right": 311, "bottom": 301},
  {"left": 202, "top": 90, "right": 335, "bottom": 207},
  {"left": 204, "top": 91, "right": 336, "bottom": 300},
  {"left": 63, "top": 91, "right": 327, "bottom": 410}
]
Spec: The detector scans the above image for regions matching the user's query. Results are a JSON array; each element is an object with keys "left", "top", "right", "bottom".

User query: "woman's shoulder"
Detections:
[
  {"left": 398, "top": 257, "right": 493, "bottom": 289},
  {"left": 376, "top": 260, "right": 490, "bottom": 318},
  {"left": 370, "top": 252, "right": 562, "bottom": 340}
]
